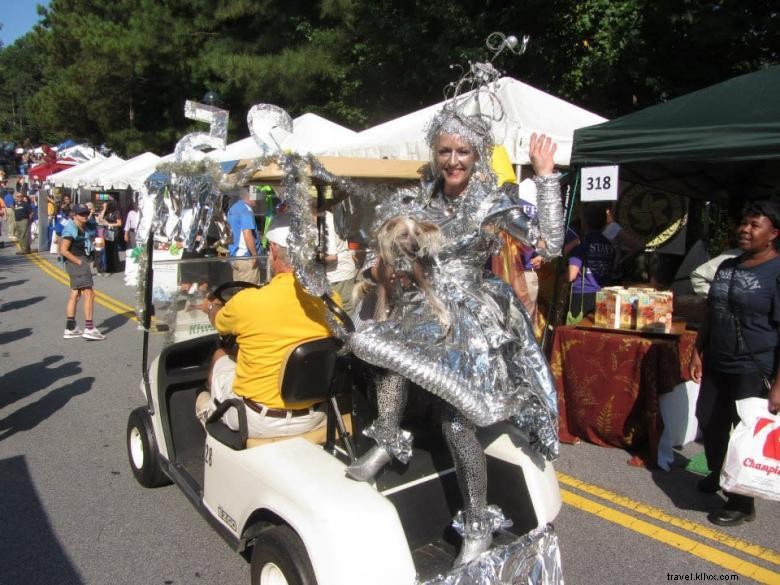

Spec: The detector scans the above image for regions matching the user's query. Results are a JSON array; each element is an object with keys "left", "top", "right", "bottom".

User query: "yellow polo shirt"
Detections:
[{"left": 214, "top": 272, "right": 336, "bottom": 409}]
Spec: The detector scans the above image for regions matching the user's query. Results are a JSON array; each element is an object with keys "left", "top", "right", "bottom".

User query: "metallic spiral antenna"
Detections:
[{"left": 486, "top": 33, "right": 530, "bottom": 61}]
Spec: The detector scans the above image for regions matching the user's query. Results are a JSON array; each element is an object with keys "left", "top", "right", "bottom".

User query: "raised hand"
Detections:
[{"left": 529, "top": 132, "right": 557, "bottom": 177}]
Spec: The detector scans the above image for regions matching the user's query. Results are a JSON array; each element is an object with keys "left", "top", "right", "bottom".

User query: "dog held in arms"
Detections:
[{"left": 352, "top": 214, "right": 449, "bottom": 329}]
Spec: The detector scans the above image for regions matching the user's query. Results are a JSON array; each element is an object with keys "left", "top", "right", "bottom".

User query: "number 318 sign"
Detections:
[{"left": 580, "top": 165, "right": 619, "bottom": 201}]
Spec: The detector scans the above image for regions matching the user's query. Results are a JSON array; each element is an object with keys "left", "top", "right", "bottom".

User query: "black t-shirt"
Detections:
[
  {"left": 13, "top": 200, "right": 31, "bottom": 221},
  {"left": 707, "top": 255, "right": 780, "bottom": 375}
]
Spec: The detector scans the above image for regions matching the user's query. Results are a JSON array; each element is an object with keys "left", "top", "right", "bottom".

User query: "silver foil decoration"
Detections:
[
  {"left": 279, "top": 154, "right": 331, "bottom": 296},
  {"left": 174, "top": 101, "right": 228, "bottom": 162},
  {"left": 247, "top": 104, "right": 294, "bottom": 156},
  {"left": 452, "top": 505, "right": 513, "bottom": 539},
  {"left": 145, "top": 159, "right": 224, "bottom": 248},
  {"left": 419, "top": 524, "right": 564, "bottom": 585},
  {"left": 363, "top": 422, "right": 413, "bottom": 463}
]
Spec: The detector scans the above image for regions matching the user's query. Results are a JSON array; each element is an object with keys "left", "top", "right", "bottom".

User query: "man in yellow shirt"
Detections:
[{"left": 200, "top": 213, "right": 331, "bottom": 437}]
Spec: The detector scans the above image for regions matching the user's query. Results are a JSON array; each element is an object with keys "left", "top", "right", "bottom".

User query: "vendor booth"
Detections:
[
  {"left": 571, "top": 65, "right": 780, "bottom": 200},
  {"left": 554, "top": 65, "right": 780, "bottom": 466},
  {"left": 49, "top": 154, "right": 126, "bottom": 202},
  {"left": 28, "top": 158, "right": 78, "bottom": 181}
]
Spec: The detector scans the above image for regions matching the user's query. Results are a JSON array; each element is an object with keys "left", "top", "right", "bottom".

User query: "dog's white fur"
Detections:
[{"left": 353, "top": 215, "right": 450, "bottom": 329}]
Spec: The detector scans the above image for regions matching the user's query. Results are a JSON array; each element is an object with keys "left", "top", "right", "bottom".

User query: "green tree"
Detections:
[
  {"left": 0, "top": 33, "right": 48, "bottom": 143},
  {"left": 30, "top": 0, "right": 210, "bottom": 155},
  {"left": 194, "top": 0, "right": 362, "bottom": 129},
  {"left": 3, "top": 0, "right": 776, "bottom": 155}
]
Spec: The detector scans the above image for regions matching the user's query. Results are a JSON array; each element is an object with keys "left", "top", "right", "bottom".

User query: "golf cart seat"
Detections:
[{"left": 206, "top": 337, "right": 353, "bottom": 451}]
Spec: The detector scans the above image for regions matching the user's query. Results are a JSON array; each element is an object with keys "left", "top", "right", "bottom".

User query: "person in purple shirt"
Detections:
[{"left": 568, "top": 202, "right": 616, "bottom": 317}]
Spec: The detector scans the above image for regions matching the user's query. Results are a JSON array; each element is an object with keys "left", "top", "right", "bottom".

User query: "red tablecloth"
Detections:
[{"left": 550, "top": 325, "right": 696, "bottom": 466}]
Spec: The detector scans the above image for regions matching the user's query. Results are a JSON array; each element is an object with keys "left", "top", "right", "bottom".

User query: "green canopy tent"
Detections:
[{"left": 571, "top": 66, "right": 780, "bottom": 201}]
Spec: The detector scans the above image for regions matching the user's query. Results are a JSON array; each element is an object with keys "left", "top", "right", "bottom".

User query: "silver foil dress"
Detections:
[{"left": 349, "top": 171, "right": 564, "bottom": 460}]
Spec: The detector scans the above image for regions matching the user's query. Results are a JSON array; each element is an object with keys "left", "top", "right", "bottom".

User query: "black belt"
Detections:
[{"left": 242, "top": 397, "right": 312, "bottom": 418}]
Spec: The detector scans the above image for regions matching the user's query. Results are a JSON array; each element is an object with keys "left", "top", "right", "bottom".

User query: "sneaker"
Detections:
[
  {"left": 63, "top": 328, "right": 83, "bottom": 339},
  {"left": 82, "top": 328, "right": 106, "bottom": 340}
]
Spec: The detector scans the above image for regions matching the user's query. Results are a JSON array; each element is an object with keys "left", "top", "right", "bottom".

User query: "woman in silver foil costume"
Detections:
[{"left": 343, "top": 104, "right": 565, "bottom": 566}]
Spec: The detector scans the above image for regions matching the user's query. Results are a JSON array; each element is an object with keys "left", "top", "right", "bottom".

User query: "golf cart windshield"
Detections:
[{"left": 146, "top": 253, "right": 268, "bottom": 350}]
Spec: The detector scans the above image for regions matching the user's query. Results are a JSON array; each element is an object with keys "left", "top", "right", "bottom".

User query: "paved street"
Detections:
[{"left": 1, "top": 244, "right": 778, "bottom": 585}]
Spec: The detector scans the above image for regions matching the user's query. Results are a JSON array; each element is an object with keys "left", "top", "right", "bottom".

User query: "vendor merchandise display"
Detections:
[{"left": 595, "top": 286, "right": 674, "bottom": 332}]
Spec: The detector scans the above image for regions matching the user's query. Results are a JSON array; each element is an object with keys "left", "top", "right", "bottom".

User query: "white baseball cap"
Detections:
[{"left": 265, "top": 213, "right": 291, "bottom": 247}]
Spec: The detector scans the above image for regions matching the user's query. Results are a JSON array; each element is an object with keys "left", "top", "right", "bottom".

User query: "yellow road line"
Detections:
[
  {"left": 24, "top": 252, "right": 140, "bottom": 322},
  {"left": 561, "top": 489, "right": 780, "bottom": 584},
  {"left": 34, "top": 255, "right": 136, "bottom": 312},
  {"left": 558, "top": 472, "right": 780, "bottom": 566}
]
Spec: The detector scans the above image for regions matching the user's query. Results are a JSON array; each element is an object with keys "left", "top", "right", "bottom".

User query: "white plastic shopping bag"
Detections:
[{"left": 720, "top": 397, "right": 780, "bottom": 501}]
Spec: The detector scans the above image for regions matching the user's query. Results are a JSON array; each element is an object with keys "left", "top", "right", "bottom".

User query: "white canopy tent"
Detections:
[
  {"left": 49, "top": 155, "right": 127, "bottom": 189},
  {"left": 57, "top": 144, "right": 104, "bottom": 163},
  {"left": 322, "top": 77, "right": 606, "bottom": 166},
  {"left": 48, "top": 156, "right": 107, "bottom": 188},
  {"left": 214, "top": 113, "right": 358, "bottom": 163},
  {"left": 99, "top": 152, "right": 161, "bottom": 191}
]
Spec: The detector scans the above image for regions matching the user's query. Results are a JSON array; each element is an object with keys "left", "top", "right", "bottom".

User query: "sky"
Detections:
[{"left": 0, "top": 0, "right": 50, "bottom": 47}]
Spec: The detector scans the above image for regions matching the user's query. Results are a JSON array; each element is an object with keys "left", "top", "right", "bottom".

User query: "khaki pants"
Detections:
[
  {"left": 6, "top": 213, "right": 16, "bottom": 241},
  {"left": 15, "top": 217, "right": 30, "bottom": 252},
  {"left": 231, "top": 257, "right": 260, "bottom": 285},
  {"left": 329, "top": 277, "right": 355, "bottom": 314}
]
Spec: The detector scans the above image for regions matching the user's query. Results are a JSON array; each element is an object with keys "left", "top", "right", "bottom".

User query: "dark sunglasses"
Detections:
[{"left": 77, "top": 211, "right": 90, "bottom": 217}]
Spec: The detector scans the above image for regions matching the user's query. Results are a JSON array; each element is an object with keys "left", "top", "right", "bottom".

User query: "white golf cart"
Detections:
[{"left": 127, "top": 244, "right": 563, "bottom": 585}]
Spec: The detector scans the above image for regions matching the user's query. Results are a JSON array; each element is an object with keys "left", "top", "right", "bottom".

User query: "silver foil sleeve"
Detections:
[{"left": 530, "top": 172, "right": 564, "bottom": 260}]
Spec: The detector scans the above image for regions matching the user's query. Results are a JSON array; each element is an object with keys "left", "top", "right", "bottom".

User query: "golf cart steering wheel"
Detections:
[
  {"left": 210, "top": 280, "right": 262, "bottom": 304},
  {"left": 209, "top": 281, "right": 262, "bottom": 356}
]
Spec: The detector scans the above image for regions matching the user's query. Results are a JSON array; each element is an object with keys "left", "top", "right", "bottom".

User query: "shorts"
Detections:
[
  {"left": 209, "top": 355, "right": 326, "bottom": 438},
  {"left": 65, "top": 258, "right": 93, "bottom": 289}
]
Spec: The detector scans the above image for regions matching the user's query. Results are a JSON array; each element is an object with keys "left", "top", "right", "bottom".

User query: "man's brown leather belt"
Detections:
[{"left": 242, "top": 397, "right": 312, "bottom": 418}]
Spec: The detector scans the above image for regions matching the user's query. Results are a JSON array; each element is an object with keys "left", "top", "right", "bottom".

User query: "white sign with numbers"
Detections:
[{"left": 580, "top": 165, "right": 619, "bottom": 201}]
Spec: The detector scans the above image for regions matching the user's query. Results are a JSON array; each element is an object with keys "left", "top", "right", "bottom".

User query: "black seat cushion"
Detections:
[{"left": 280, "top": 338, "right": 343, "bottom": 403}]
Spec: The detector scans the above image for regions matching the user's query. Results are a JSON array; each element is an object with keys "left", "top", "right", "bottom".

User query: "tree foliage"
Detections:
[{"left": 0, "top": 0, "right": 776, "bottom": 155}]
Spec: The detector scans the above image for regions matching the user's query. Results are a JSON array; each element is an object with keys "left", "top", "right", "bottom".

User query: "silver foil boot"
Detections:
[
  {"left": 453, "top": 533, "right": 493, "bottom": 566},
  {"left": 345, "top": 445, "right": 392, "bottom": 482}
]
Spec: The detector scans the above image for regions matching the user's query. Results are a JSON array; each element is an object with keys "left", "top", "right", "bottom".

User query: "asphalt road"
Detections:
[{"left": 1, "top": 243, "right": 778, "bottom": 585}]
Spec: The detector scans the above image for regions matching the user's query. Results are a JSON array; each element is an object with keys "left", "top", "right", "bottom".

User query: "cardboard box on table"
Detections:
[{"left": 594, "top": 287, "right": 674, "bottom": 332}]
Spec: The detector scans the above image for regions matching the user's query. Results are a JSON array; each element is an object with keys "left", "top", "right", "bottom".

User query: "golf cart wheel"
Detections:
[
  {"left": 251, "top": 525, "right": 317, "bottom": 585},
  {"left": 127, "top": 407, "right": 171, "bottom": 488}
]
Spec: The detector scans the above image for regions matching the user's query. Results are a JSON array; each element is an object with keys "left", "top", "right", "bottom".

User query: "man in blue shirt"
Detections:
[{"left": 227, "top": 187, "right": 261, "bottom": 284}]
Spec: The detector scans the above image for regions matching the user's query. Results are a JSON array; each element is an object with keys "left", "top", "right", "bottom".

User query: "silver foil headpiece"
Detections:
[{"left": 426, "top": 33, "right": 529, "bottom": 176}]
